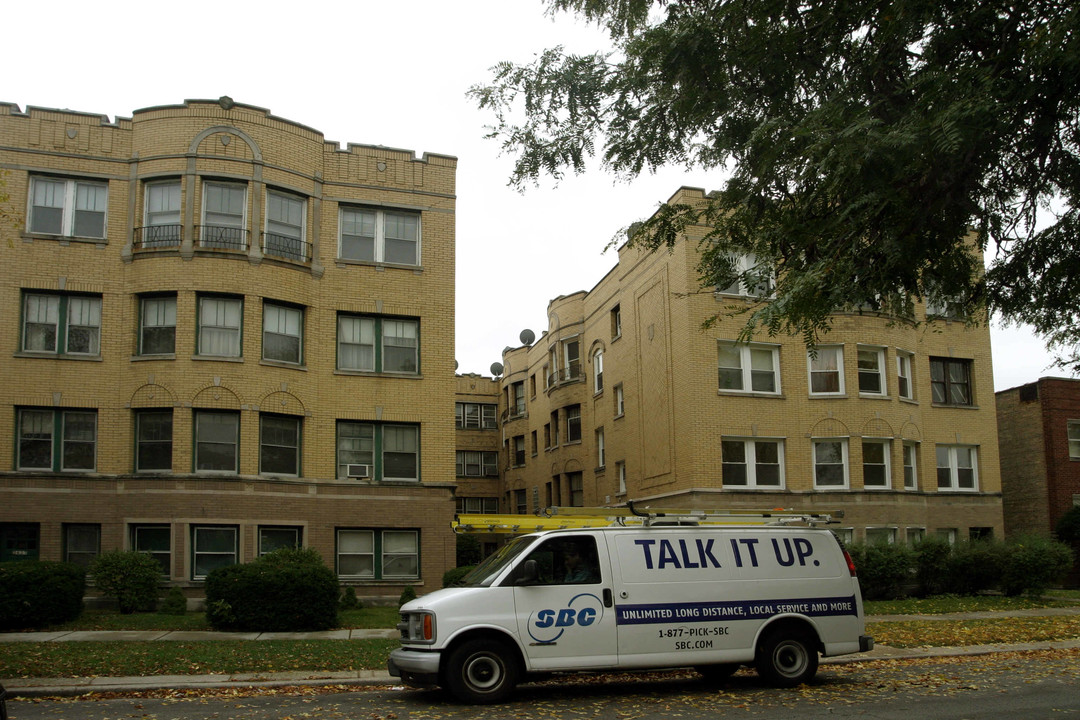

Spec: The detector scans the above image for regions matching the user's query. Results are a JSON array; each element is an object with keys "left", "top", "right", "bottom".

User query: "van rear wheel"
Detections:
[
  {"left": 755, "top": 630, "right": 818, "bottom": 687},
  {"left": 444, "top": 638, "right": 519, "bottom": 704}
]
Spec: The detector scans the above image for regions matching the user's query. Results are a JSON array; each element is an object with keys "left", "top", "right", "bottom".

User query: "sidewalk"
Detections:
[{"left": 5, "top": 610, "right": 1080, "bottom": 698}]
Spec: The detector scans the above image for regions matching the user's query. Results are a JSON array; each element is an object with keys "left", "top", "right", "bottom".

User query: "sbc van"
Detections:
[{"left": 389, "top": 507, "right": 873, "bottom": 703}]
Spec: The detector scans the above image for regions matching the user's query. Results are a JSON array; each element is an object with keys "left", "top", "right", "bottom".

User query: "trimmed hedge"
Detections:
[
  {"left": 442, "top": 565, "right": 475, "bottom": 588},
  {"left": 205, "top": 547, "right": 339, "bottom": 632},
  {"left": 848, "top": 542, "right": 914, "bottom": 600},
  {"left": 0, "top": 560, "right": 85, "bottom": 630},
  {"left": 90, "top": 550, "right": 163, "bottom": 614},
  {"left": 1000, "top": 535, "right": 1074, "bottom": 597}
]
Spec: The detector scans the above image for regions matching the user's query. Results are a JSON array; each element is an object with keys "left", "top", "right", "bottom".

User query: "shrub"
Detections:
[
  {"left": 399, "top": 585, "right": 417, "bottom": 607},
  {"left": 944, "top": 540, "right": 1003, "bottom": 595},
  {"left": 340, "top": 586, "right": 362, "bottom": 610},
  {"left": 848, "top": 542, "right": 914, "bottom": 600},
  {"left": 1055, "top": 506, "right": 1080, "bottom": 548},
  {"left": 456, "top": 534, "right": 482, "bottom": 566},
  {"left": 90, "top": 550, "right": 162, "bottom": 614},
  {"left": 913, "top": 536, "right": 953, "bottom": 597},
  {"left": 205, "top": 547, "right": 339, "bottom": 632},
  {"left": 0, "top": 561, "right": 85, "bottom": 630},
  {"left": 160, "top": 586, "right": 188, "bottom": 616},
  {"left": 999, "top": 535, "right": 1075, "bottom": 597},
  {"left": 442, "top": 565, "right": 475, "bottom": 588}
]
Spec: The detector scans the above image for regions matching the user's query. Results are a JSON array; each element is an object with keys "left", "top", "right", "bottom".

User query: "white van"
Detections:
[{"left": 389, "top": 512, "right": 873, "bottom": 703}]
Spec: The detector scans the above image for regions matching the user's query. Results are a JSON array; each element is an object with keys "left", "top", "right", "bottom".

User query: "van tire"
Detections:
[
  {"left": 755, "top": 630, "right": 819, "bottom": 687},
  {"left": 444, "top": 638, "right": 519, "bottom": 704}
]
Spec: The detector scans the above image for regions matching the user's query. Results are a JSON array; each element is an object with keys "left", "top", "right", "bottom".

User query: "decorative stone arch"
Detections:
[
  {"left": 563, "top": 458, "right": 584, "bottom": 474},
  {"left": 900, "top": 422, "right": 923, "bottom": 442},
  {"left": 808, "top": 417, "right": 850, "bottom": 438},
  {"left": 190, "top": 383, "right": 243, "bottom": 410},
  {"left": 187, "top": 125, "right": 263, "bottom": 161},
  {"left": 860, "top": 416, "right": 895, "bottom": 438},
  {"left": 129, "top": 383, "right": 178, "bottom": 408},
  {"left": 257, "top": 390, "right": 307, "bottom": 416}
]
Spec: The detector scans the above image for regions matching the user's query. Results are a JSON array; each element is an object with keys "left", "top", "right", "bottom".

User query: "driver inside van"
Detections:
[{"left": 561, "top": 542, "right": 598, "bottom": 584}]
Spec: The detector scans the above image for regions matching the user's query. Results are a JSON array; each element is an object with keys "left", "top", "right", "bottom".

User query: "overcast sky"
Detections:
[{"left": 5, "top": 0, "right": 1072, "bottom": 391}]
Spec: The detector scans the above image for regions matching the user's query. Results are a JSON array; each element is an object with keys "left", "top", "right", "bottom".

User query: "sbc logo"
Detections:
[{"left": 528, "top": 592, "right": 604, "bottom": 643}]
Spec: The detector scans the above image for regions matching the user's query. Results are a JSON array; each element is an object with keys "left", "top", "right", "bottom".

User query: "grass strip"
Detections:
[
  {"left": 40, "top": 607, "right": 401, "bottom": 633},
  {"left": 864, "top": 595, "right": 1078, "bottom": 616},
  {"left": 0, "top": 639, "right": 399, "bottom": 679},
  {"left": 868, "top": 615, "right": 1080, "bottom": 648}
]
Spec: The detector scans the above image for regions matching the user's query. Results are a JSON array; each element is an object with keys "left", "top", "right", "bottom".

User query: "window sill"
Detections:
[
  {"left": 334, "top": 369, "right": 423, "bottom": 379},
  {"left": 192, "top": 355, "right": 244, "bottom": 363},
  {"left": 930, "top": 403, "right": 980, "bottom": 410},
  {"left": 259, "top": 359, "right": 307, "bottom": 371},
  {"left": 22, "top": 232, "right": 107, "bottom": 245},
  {"left": 14, "top": 351, "right": 103, "bottom": 362},
  {"left": 717, "top": 389, "right": 784, "bottom": 399},
  {"left": 335, "top": 258, "right": 423, "bottom": 273},
  {"left": 858, "top": 393, "right": 890, "bottom": 400},
  {"left": 563, "top": 440, "right": 583, "bottom": 447},
  {"left": 131, "top": 354, "right": 176, "bottom": 362},
  {"left": 809, "top": 393, "right": 848, "bottom": 399},
  {"left": 899, "top": 396, "right": 918, "bottom": 405}
]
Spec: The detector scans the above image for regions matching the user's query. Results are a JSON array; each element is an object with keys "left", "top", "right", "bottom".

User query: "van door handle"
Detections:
[{"left": 603, "top": 588, "right": 613, "bottom": 608}]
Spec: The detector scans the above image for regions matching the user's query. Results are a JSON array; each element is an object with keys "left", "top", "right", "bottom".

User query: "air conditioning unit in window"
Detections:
[{"left": 346, "top": 464, "right": 372, "bottom": 479}]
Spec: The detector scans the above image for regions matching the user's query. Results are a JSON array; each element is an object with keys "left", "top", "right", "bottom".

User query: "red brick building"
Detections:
[{"left": 996, "top": 377, "right": 1080, "bottom": 538}]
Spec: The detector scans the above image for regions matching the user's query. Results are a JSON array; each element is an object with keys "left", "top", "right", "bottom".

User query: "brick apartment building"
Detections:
[
  {"left": 996, "top": 377, "right": 1080, "bottom": 537},
  {"left": 480, "top": 187, "right": 1003, "bottom": 544},
  {"left": 0, "top": 98, "right": 458, "bottom": 601}
]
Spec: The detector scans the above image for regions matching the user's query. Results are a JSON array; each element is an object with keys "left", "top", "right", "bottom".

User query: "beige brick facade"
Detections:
[
  {"left": 0, "top": 98, "right": 457, "bottom": 600},
  {"left": 491, "top": 187, "right": 1003, "bottom": 544}
]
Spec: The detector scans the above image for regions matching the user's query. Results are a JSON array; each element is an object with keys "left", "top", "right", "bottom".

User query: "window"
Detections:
[
  {"left": 142, "top": 181, "right": 181, "bottom": 246},
  {"left": 862, "top": 439, "right": 891, "bottom": 488},
  {"left": 531, "top": 430, "right": 538, "bottom": 456},
  {"left": 930, "top": 357, "right": 973, "bottom": 406},
  {"left": 718, "top": 342, "right": 780, "bottom": 393},
  {"left": 192, "top": 525, "right": 238, "bottom": 580},
  {"left": 22, "top": 292, "right": 102, "bottom": 356},
  {"left": 721, "top": 438, "right": 785, "bottom": 488},
  {"left": 614, "top": 384, "right": 625, "bottom": 417},
  {"left": 1069, "top": 422, "right": 1080, "bottom": 460},
  {"left": 265, "top": 190, "right": 306, "bottom": 261},
  {"left": 903, "top": 443, "right": 918, "bottom": 490},
  {"left": 563, "top": 339, "right": 581, "bottom": 381},
  {"left": 336, "top": 422, "right": 419, "bottom": 481},
  {"left": 566, "top": 405, "right": 582, "bottom": 443},
  {"left": 907, "top": 527, "right": 926, "bottom": 544},
  {"left": 139, "top": 295, "right": 176, "bottom": 355},
  {"left": 197, "top": 295, "right": 242, "bottom": 357},
  {"left": 865, "top": 527, "right": 897, "bottom": 545},
  {"left": 926, "top": 293, "right": 964, "bottom": 320},
  {"left": 813, "top": 439, "right": 849, "bottom": 488},
  {"left": 896, "top": 351, "right": 914, "bottom": 400},
  {"left": 530, "top": 374, "right": 537, "bottom": 397},
  {"left": 135, "top": 409, "right": 173, "bottom": 472},
  {"left": 611, "top": 304, "right": 622, "bottom": 338},
  {"left": 936, "top": 528, "right": 959, "bottom": 544},
  {"left": 194, "top": 411, "right": 239, "bottom": 473},
  {"left": 457, "top": 497, "right": 499, "bottom": 514},
  {"left": 511, "top": 381, "right": 526, "bottom": 416},
  {"left": 339, "top": 207, "right": 420, "bottom": 265},
  {"left": 857, "top": 347, "right": 886, "bottom": 395},
  {"left": 259, "top": 526, "right": 302, "bottom": 556},
  {"left": 131, "top": 524, "right": 171, "bottom": 575},
  {"left": 17, "top": 408, "right": 97, "bottom": 471},
  {"left": 64, "top": 524, "right": 100, "bottom": 568},
  {"left": 809, "top": 346, "right": 845, "bottom": 395},
  {"left": 337, "top": 529, "right": 419, "bottom": 579},
  {"left": 455, "top": 403, "right": 497, "bottom": 429},
  {"left": 596, "top": 427, "right": 605, "bottom": 468},
  {"left": 550, "top": 411, "right": 560, "bottom": 446},
  {"left": 936, "top": 445, "right": 978, "bottom": 491},
  {"left": 569, "top": 472, "right": 584, "bottom": 506},
  {"left": 616, "top": 461, "right": 627, "bottom": 494},
  {"left": 515, "top": 489, "right": 528, "bottom": 514},
  {"left": 716, "top": 251, "right": 774, "bottom": 297},
  {"left": 29, "top": 176, "right": 107, "bottom": 238},
  {"left": 456, "top": 451, "right": 499, "bottom": 477},
  {"left": 260, "top": 414, "right": 301, "bottom": 476},
  {"left": 337, "top": 315, "right": 419, "bottom": 374},
  {"left": 201, "top": 181, "right": 247, "bottom": 249},
  {"left": 262, "top": 302, "right": 303, "bottom": 364},
  {"left": 593, "top": 350, "right": 604, "bottom": 393},
  {"left": 513, "top": 435, "right": 526, "bottom": 467}
]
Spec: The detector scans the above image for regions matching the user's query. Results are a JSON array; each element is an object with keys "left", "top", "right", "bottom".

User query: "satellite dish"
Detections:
[
  {"left": 454, "top": 360, "right": 459, "bottom": 371},
  {"left": 490, "top": 362, "right": 504, "bottom": 376},
  {"left": 520, "top": 329, "right": 536, "bottom": 346}
]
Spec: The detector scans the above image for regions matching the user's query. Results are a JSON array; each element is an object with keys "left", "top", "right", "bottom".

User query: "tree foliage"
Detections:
[{"left": 471, "top": 0, "right": 1080, "bottom": 365}]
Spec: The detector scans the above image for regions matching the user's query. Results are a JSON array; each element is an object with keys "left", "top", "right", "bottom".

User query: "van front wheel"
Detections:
[
  {"left": 444, "top": 639, "right": 519, "bottom": 704},
  {"left": 755, "top": 630, "right": 818, "bottom": 687}
]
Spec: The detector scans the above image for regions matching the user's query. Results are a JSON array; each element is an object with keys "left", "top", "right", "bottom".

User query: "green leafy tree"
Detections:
[{"left": 471, "top": 0, "right": 1080, "bottom": 366}]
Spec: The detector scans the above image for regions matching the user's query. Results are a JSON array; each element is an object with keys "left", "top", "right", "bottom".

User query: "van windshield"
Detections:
[{"left": 458, "top": 535, "right": 538, "bottom": 587}]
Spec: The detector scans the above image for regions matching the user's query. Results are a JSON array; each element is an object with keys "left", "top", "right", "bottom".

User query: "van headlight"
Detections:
[{"left": 397, "top": 611, "right": 436, "bottom": 644}]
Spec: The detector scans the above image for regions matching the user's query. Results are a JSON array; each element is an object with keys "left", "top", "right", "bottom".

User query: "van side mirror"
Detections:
[{"left": 515, "top": 559, "right": 540, "bottom": 586}]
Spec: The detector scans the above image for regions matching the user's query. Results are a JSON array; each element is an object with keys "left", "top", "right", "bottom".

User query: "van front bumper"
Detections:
[{"left": 388, "top": 648, "right": 441, "bottom": 687}]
